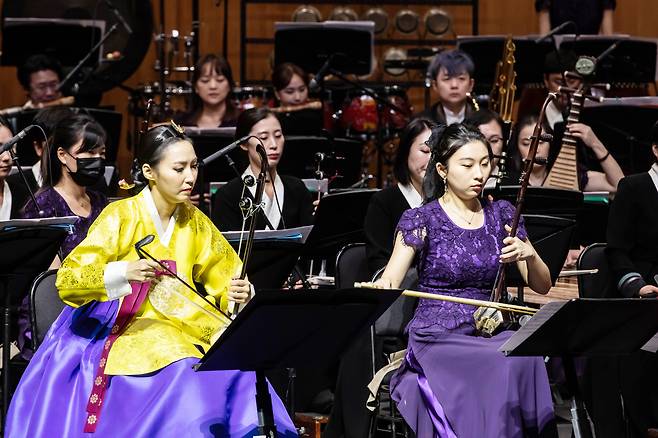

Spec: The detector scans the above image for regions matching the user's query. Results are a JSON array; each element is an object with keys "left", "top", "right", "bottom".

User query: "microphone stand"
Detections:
[{"left": 58, "top": 23, "right": 119, "bottom": 95}]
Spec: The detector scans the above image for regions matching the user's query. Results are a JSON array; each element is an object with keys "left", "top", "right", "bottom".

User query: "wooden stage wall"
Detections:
[{"left": 0, "top": 0, "right": 656, "bottom": 178}]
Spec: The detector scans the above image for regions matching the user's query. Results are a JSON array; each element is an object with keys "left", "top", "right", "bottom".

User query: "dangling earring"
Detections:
[{"left": 442, "top": 174, "right": 448, "bottom": 195}]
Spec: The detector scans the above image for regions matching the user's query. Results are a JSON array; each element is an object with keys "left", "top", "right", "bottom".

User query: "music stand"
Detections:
[
  {"left": 222, "top": 226, "right": 313, "bottom": 290},
  {"left": 303, "top": 189, "right": 378, "bottom": 258},
  {"left": 508, "top": 214, "right": 576, "bottom": 287},
  {"left": 1, "top": 17, "right": 104, "bottom": 66},
  {"left": 556, "top": 35, "right": 658, "bottom": 84},
  {"left": 484, "top": 186, "right": 584, "bottom": 218},
  {"left": 277, "top": 136, "right": 363, "bottom": 188},
  {"left": 500, "top": 298, "right": 658, "bottom": 438},
  {"left": 14, "top": 108, "right": 123, "bottom": 164},
  {"left": 0, "top": 220, "right": 71, "bottom": 428},
  {"left": 457, "top": 36, "right": 555, "bottom": 90},
  {"left": 195, "top": 287, "right": 402, "bottom": 437},
  {"left": 274, "top": 21, "right": 374, "bottom": 76},
  {"left": 581, "top": 101, "right": 658, "bottom": 175}
]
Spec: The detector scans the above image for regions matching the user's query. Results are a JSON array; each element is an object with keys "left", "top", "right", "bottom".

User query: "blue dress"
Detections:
[{"left": 390, "top": 199, "right": 556, "bottom": 437}]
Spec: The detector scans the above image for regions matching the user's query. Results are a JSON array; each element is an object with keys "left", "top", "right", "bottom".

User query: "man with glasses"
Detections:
[{"left": 17, "top": 54, "right": 64, "bottom": 107}]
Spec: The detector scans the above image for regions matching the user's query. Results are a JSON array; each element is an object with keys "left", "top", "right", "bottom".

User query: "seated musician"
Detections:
[
  {"left": 464, "top": 109, "right": 506, "bottom": 188},
  {"left": 16, "top": 114, "right": 109, "bottom": 360},
  {"left": 211, "top": 107, "right": 314, "bottom": 231},
  {"left": 5, "top": 122, "right": 297, "bottom": 437},
  {"left": 417, "top": 49, "right": 477, "bottom": 125},
  {"left": 174, "top": 54, "right": 239, "bottom": 128},
  {"left": 324, "top": 117, "right": 435, "bottom": 438},
  {"left": 510, "top": 113, "right": 623, "bottom": 192},
  {"left": 600, "top": 121, "right": 658, "bottom": 438},
  {"left": 370, "top": 123, "right": 555, "bottom": 437},
  {"left": 0, "top": 116, "right": 29, "bottom": 219},
  {"left": 17, "top": 54, "right": 64, "bottom": 108},
  {"left": 272, "top": 62, "right": 310, "bottom": 108},
  {"left": 536, "top": 0, "right": 615, "bottom": 35}
]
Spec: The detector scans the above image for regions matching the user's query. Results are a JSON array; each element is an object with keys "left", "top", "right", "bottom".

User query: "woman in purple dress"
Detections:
[
  {"left": 18, "top": 114, "right": 108, "bottom": 359},
  {"left": 373, "top": 123, "right": 556, "bottom": 437}
]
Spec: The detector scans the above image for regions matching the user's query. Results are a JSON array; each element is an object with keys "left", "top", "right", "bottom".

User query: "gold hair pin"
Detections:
[{"left": 170, "top": 120, "right": 185, "bottom": 134}]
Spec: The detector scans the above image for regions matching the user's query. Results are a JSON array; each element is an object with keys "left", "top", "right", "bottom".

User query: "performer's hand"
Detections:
[
  {"left": 639, "top": 285, "right": 658, "bottom": 298},
  {"left": 126, "top": 259, "right": 160, "bottom": 282},
  {"left": 500, "top": 225, "right": 535, "bottom": 264},
  {"left": 228, "top": 278, "right": 252, "bottom": 303},
  {"left": 567, "top": 123, "right": 602, "bottom": 149},
  {"left": 357, "top": 279, "right": 391, "bottom": 289}
]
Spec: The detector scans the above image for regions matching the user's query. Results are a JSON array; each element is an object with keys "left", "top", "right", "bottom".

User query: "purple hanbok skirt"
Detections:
[
  {"left": 6, "top": 300, "right": 297, "bottom": 437},
  {"left": 390, "top": 326, "right": 556, "bottom": 438}
]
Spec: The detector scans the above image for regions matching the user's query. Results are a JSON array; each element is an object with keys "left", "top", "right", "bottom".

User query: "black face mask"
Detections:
[{"left": 67, "top": 157, "right": 105, "bottom": 187}]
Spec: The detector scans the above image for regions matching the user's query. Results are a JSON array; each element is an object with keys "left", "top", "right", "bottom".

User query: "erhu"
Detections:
[{"left": 473, "top": 92, "right": 558, "bottom": 337}]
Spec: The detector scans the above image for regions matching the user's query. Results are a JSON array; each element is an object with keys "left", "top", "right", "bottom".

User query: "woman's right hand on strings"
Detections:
[{"left": 125, "top": 259, "right": 161, "bottom": 282}]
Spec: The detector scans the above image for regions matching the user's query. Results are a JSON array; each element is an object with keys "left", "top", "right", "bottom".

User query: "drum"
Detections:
[
  {"left": 232, "top": 86, "right": 270, "bottom": 111},
  {"left": 339, "top": 91, "right": 379, "bottom": 135},
  {"left": 382, "top": 85, "right": 413, "bottom": 131}
]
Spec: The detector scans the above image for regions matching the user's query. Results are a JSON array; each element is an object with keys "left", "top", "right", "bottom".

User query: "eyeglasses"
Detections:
[{"left": 31, "top": 81, "right": 60, "bottom": 92}]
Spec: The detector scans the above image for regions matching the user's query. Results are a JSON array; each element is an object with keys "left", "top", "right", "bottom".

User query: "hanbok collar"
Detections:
[
  {"left": 141, "top": 186, "right": 178, "bottom": 246},
  {"left": 650, "top": 163, "right": 658, "bottom": 194},
  {"left": 242, "top": 165, "right": 284, "bottom": 230},
  {"left": 397, "top": 182, "right": 423, "bottom": 209}
]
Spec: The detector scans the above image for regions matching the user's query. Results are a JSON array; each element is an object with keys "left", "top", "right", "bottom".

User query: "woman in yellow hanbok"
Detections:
[{"left": 6, "top": 123, "right": 298, "bottom": 437}]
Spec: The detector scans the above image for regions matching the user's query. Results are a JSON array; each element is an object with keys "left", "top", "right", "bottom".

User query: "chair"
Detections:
[
  {"left": 577, "top": 243, "right": 611, "bottom": 298},
  {"left": 29, "top": 270, "right": 64, "bottom": 351},
  {"left": 335, "top": 243, "right": 370, "bottom": 289},
  {"left": 368, "top": 267, "right": 416, "bottom": 438}
]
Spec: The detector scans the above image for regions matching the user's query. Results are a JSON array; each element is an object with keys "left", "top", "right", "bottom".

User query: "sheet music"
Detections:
[
  {"left": 0, "top": 216, "right": 78, "bottom": 231},
  {"left": 498, "top": 300, "right": 568, "bottom": 355},
  {"left": 222, "top": 225, "right": 313, "bottom": 244}
]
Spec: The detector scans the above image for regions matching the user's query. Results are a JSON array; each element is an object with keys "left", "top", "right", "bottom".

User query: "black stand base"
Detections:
[{"left": 256, "top": 369, "right": 277, "bottom": 437}]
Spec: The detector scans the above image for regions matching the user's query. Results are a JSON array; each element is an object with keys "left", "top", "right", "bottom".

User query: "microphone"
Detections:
[
  {"left": 0, "top": 125, "right": 36, "bottom": 155},
  {"left": 104, "top": 0, "right": 133, "bottom": 35},
  {"left": 309, "top": 55, "right": 335, "bottom": 91},
  {"left": 201, "top": 134, "right": 252, "bottom": 167},
  {"left": 534, "top": 21, "right": 577, "bottom": 43}
]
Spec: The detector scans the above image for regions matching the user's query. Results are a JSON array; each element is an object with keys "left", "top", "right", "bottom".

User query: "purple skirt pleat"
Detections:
[
  {"left": 390, "top": 326, "right": 555, "bottom": 438},
  {"left": 6, "top": 300, "right": 297, "bottom": 438}
]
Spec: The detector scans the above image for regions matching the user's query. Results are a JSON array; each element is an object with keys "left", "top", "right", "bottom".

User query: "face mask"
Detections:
[{"left": 67, "top": 156, "right": 105, "bottom": 187}]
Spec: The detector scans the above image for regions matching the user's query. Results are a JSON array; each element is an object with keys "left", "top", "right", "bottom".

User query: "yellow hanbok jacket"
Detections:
[{"left": 55, "top": 188, "right": 241, "bottom": 376}]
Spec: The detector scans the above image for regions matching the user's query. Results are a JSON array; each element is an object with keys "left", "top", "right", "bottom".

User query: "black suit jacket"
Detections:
[
  {"left": 364, "top": 185, "right": 413, "bottom": 276},
  {"left": 605, "top": 172, "right": 658, "bottom": 296},
  {"left": 416, "top": 100, "right": 476, "bottom": 125},
  {"left": 4, "top": 177, "right": 30, "bottom": 219},
  {"left": 211, "top": 174, "right": 314, "bottom": 231}
]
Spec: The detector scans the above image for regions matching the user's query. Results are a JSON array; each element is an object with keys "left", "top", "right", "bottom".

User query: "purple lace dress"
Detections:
[
  {"left": 17, "top": 187, "right": 107, "bottom": 359},
  {"left": 390, "top": 199, "right": 556, "bottom": 438}
]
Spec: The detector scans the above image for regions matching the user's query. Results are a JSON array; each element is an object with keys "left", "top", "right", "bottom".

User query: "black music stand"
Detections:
[
  {"left": 500, "top": 298, "right": 658, "bottom": 438},
  {"left": 1, "top": 17, "right": 103, "bottom": 67},
  {"left": 274, "top": 22, "right": 374, "bottom": 76},
  {"left": 509, "top": 214, "right": 576, "bottom": 285},
  {"left": 0, "top": 222, "right": 69, "bottom": 428},
  {"left": 582, "top": 102, "right": 658, "bottom": 175},
  {"left": 484, "top": 185, "right": 584, "bottom": 217},
  {"left": 303, "top": 189, "right": 378, "bottom": 259},
  {"left": 14, "top": 107, "right": 122, "bottom": 164},
  {"left": 222, "top": 227, "right": 312, "bottom": 290},
  {"left": 457, "top": 36, "right": 555, "bottom": 90},
  {"left": 195, "top": 287, "right": 402, "bottom": 437},
  {"left": 277, "top": 136, "right": 363, "bottom": 188},
  {"left": 558, "top": 36, "right": 657, "bottom": 85}
]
